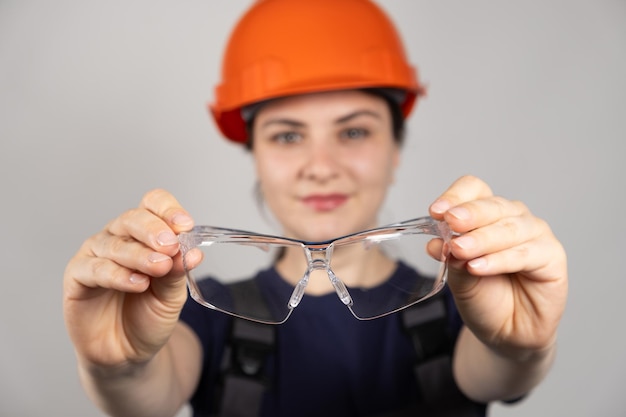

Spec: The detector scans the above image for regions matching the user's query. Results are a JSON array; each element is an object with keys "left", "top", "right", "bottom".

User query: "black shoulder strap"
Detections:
[
  {"left": 228, "top": 279, "right": 276, "bottom": 323},
  {"left": 218, "top": 280, "right": 481, "bottom": 417},
  {"left": 402, "top": 294, "right": 449, "bottom": 361},
  {"left": 401, "top": 295, "right": 484, "bottom": 417},
  {"left": 217, "top": 280, "right": 276, "bottom": 417}
]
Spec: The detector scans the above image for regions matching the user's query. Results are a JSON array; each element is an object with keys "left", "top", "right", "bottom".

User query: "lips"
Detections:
[{"left": 301, "top": 194, "right": 348, "bottom": 211}]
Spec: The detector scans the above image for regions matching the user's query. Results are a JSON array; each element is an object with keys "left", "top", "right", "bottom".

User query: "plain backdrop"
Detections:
[{"left": 1, "top": 1, "right": 625, "bottom": 416}]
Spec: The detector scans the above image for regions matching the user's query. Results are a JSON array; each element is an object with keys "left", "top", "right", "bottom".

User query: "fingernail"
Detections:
[
  {"left": 453, "top": 235, "right": 475, "bottom": 250},
  {"left": 172, "top": 213, "right": 193, "bottom": 226},
  {"left": 431, "top": 199, "right": 451, "bottom": 214},
  {"left": 130, "top": 273, "right": 148, "bottom": 284},
  {"left": 157, "top": 231, "right": 179, "bottom": 246},
  {"left": 468, "top": 257, "right": 487, "bottom": 270},
  {"left": 148, "top": 252, "right": 171, "bottom": 263},
  {"left": 448, "top": 207, "right": 470, "bottom": 221}
]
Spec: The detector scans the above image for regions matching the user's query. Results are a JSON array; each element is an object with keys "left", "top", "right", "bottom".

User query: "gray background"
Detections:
[{"left": 1, "top": 1, "right": 624, "bottom": 416}]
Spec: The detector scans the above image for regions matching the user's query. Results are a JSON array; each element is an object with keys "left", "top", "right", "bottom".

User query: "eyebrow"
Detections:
[
  {"left": 334, "top": 109, "right": 382, "bottom": 124},
  {"left": 260, "top": 109, "right": 382, "bottom": 129},
  {"left": 260, "top": 119, "right": 306, "bottom": 129}
]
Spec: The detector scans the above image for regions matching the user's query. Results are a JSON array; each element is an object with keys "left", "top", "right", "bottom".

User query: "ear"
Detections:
[
  {"left": 393, "top": 145, "right": 401, "bottom": 169},
  {"left": 389, "top": 145, "right": 401, "bottom": 184}
]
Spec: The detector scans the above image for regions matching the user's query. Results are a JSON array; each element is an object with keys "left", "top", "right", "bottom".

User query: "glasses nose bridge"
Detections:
[
  {"left": 288, "top": 244, "right": 333, "bottom": 309},
  {"left": 302, "top": 243, "right": 353, "bottom": 307},
  {"left": 304, "top": 244, "right": 333, "bottom": 268}
]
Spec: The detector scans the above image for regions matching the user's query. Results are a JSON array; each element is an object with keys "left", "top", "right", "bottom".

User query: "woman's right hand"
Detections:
[{"left": 63, "top": 189, "right": 199, "bottom": 370}]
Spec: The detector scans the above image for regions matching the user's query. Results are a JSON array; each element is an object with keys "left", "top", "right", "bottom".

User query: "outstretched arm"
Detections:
[
  {"left": 429, "top": 176, "right": 568, "bottom": 402},
  {"left": 64, "top": 189, "right": 203, "bottom": 417}
]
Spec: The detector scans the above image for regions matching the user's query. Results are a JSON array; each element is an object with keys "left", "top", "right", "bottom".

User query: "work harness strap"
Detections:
[
  {"left": 217, "top": 281, "right": 275, "bottom": 417},
  {"left": 402, "top": 295, "right": 485, "bottom": 417},
  {"left": 217, "top": 283, "right": 482, "bottom": 417}
]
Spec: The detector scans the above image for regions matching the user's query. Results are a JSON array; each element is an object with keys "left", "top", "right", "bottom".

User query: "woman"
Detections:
[{"left": 63, "top": 1, "right": 568, "bottom": 416}]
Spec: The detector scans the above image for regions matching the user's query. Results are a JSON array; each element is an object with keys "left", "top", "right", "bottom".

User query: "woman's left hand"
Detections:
[{"left": 429, "top": 175, "right": 568, "bottom": 357}]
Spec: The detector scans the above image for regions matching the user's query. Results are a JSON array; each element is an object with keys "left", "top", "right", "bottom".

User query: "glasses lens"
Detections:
[
  {"left": 180, "top": 229, "right": 305, "bottom": 324},
  {"left": 180, "top": 219, "right": 449, "bottom": 323},
  {"left": 332, "top": 229, "right": 448, "bottom": 320}
]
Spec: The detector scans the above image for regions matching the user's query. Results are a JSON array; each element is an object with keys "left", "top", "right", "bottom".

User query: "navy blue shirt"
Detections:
[{"left": 180, "top": 264, "right": 485, "bottom": 417}]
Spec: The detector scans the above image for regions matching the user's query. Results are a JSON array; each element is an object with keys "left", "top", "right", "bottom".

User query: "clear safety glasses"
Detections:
[{"left": 178, "top": 217, "right": 454, "bottom": 324}]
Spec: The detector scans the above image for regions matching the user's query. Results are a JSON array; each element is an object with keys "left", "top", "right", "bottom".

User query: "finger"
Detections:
[
  {"left": 430, "top": 175, "right": 493, "bottom": 219},
  {"left": 149, "top": 249, "right": 203, "bottom": 301},
  {"left": 172, "top": 247, "right": 203, "bottom": 275},
  {"left": 462, "top": 232, "right": 565, "bottom": 278},
  {"left": 105, "top": 189, "right": 193, "bottom": 258},
  {"left": 88, "top": 233, "right": 174, "bottom": 278},
  {"left": 139, "top": 189, "right": 194, "bottom": 233},
  {"left": 449, "top": 212, "right": 539, "bottom": 261},
  {"left": 66, "top": 253, "right": 151, "bottom": 294},
  {"left": 67, "top": 241, "right": 201, "bottom": 298},
  {"left": 444, "top": 196, "right": 529, "bottom": 233},
  {"left": 107, "top": 208, "right": 181, "bottom": 256}
]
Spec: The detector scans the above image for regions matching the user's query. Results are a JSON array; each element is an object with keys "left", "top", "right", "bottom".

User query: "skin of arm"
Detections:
[
  {"left": 77, "top": 323, "right": 202, "bottom": 417},
  {"left": 453, "top": 326, "right": 557, "bottom": 402}
]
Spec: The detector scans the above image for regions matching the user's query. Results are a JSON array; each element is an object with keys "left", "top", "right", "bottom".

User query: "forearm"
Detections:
[
  {"left": 77, "top": 324, "right": 201, "bottom": 417},
  {"left": 452, "top": 326, "right": 557, "bottom": 403}
]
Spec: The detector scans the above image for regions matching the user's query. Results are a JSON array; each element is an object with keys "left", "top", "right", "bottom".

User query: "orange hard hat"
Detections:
[{"left": 210, "top": 0, "right": 425, "bottom": 143}]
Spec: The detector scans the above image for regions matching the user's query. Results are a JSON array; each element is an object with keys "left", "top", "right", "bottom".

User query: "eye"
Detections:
[
  {"left": 340, "top": 127, "right": 369, "bottom": 140},
  {"left": 272, "top": 131, "right": 302, "bottom": 144}
]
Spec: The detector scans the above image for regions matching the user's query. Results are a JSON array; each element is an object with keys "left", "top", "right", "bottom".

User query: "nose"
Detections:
[{"left": 300, "top": 138, "right": 340, "bottom": 182}]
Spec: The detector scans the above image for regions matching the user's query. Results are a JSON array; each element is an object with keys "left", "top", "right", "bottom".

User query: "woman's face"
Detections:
[{"left": 252, "top": 90, "right": 400, "bottom": 242}]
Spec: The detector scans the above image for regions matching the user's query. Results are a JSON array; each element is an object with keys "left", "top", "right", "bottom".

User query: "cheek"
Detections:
[
  {"left": 255, "top": 153, "right": 293, "bottom": 196},
  {"left": 350, "top": 151, "right": 397, "bottom": 187}
]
